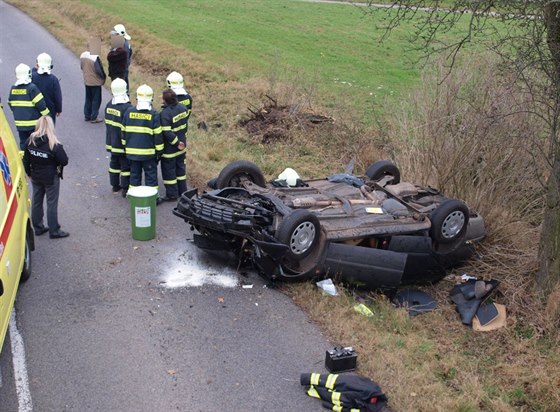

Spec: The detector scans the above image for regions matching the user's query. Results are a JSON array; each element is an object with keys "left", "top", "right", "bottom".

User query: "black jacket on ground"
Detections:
[
  {"left": 23, "top": 135, "right": 69, "bottom": 185},
  {"left": 301, "top": 373, "right": 388, "bottom": 412}
]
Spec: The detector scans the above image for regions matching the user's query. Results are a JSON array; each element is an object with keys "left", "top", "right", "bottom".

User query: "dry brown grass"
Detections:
[{"left": 8, "top": 1, "right": 559, "bottom": 410}]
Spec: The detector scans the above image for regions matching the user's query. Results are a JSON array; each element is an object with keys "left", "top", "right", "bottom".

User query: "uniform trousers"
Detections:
[
  {"left": 17, "top": 130, "right": 32, "bottom": 150},
  {"left": 109, "top": 154, "right": 130, "bottom": 190},
  {"left": 129, "top": 158, "right": 158, "bottom": 188},
  {"left": 31, "top": 175, "right": 61, "bottom": 236},
  {"left": 161, "top": 153, "right": 187, "bottom": 198}
]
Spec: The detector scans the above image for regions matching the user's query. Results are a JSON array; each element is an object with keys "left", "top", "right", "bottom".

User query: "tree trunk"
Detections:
[
  {"left": 537, "top": 3, "right": 560, "bottom": 296},
  {"left": 537, "top": 158, "right": 560, "bottom": 294}
]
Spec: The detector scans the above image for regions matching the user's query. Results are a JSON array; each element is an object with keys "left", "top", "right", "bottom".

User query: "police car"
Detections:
[{"left": 0, "top": 101, "right": 33, "bottom": 353}]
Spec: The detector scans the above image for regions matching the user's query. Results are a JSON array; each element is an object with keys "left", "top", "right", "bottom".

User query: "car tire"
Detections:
[
  {"left": 365, "top": 160, "right": 401, "bottom": 184},
  {"left": 276, "top": 210, "right": 321, "bottom": 259},
  {"left": 429, "top": 199, "right": 470, "bottom": 244},
  {"left": 215, "top": 160, "right": 266, "bottom": 189},
  {"left": 20, "top": 231, "right": 32, "bottom": 283}
]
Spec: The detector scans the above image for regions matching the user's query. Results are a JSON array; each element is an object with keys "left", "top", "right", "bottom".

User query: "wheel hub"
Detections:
[
  {"left": 441, "top": 211, "right": 465, "bottom": 238},
  {"left": 289, "top": 222, "right": 316, "bottom": 254}
]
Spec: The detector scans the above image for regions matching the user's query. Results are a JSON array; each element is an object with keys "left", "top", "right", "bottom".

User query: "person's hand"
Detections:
[
  {"left": 177, "top": 141, "right": 185, "bottom": 150},
  {"left": 56, "top": 112, "right": 61, "bottom": 117}
]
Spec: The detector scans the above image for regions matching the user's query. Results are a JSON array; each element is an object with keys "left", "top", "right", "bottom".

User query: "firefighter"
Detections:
[
  {"left": 32, "top": 53, "right": 62, "bottom": 125},
  {"left": 122, "top": 84, "right": 163, "bottom": 200},
  {"left": 104, "top": 78, "right": 132, "bottom": 196},
  {"left": 8, "top": 63, "right": 50, "bottom": 149},
  {"left": 166, "top": 71, "right": 192, "bottom": 122},
  {"left": 159, "top": 89, "right": 188, "bottom": 201}
]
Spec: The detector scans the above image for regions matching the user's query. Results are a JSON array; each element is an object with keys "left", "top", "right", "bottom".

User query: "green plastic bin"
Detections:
[{"left": 127, "top": 186, "right": 158, "bottom": 241}]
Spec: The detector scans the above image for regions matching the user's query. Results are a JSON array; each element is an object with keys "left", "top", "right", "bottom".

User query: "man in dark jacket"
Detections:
[
  {"left": 159, "top": 89, "right": 188, "bottom": 201},
  {"left": 104, "top": 78, "right": 132, "bottom": 196},
  {"left": 122, "top": 84, "right": 163, "bottom": 198},
  {"left": 8, "top": 63, "right": 50, "bottom": 149},
  {"left": 31, "top": 53, "right": 62, "bottom": 125}
]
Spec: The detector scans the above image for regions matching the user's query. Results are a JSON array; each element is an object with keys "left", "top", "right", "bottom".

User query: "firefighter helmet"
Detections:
[
  {"left": 113, "top": 24, "right": 131, "bottom": 41},
  {"left": 111, "top": 78, "right": 128, "bottom": 96},
  {"left": 36, "top": 53, "right": 53, "bottom": 74},
  {"left": 15, "top": 63, "right": 31, "bottom": 83},
  {"left": 278, "top": 168, "right": 300, "bottom": 187},
  {"left": 166, "top": 71, "right": 184, "bottom": 89},
  {"left": 136, "top": 84, "right": 153, "bottom": 102}
]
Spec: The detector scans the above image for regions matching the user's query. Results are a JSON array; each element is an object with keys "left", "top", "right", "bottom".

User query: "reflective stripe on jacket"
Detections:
[
  {"left": 175, "top": 92, "right": 192, "bottom": 121},
  {"left": 8, "top": 83, "right": 50, "bottom": 130},
  {"left": 160, "top": 102, "right": 188, "bottom": 158},
  {"left": 105, "top": 101, "right": 132, "bottom": 154},
  {"left": 123, "top": 107, "right": 163, "bottom": 161}
]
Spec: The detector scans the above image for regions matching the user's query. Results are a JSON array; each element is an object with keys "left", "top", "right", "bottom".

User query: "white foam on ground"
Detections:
[{"left": 160, "top": 249, "right": 240, "bottom": 288}]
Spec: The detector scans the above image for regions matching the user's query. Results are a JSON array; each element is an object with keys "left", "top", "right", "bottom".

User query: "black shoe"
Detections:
[
  {"left": 112, "top": 185, "right": 122, "bottom": 192},
  {"left": 34, "top": 227, "right": 49, "bottom": 236},
  {"left": 50, "top": 230, "right": 69, "bottom": 239},
  {"left": 121, "top": 189, "right": 128, "bottom": 198},
  {"left": 156, "top": 197, "right": 164, "bottom": 206},
  {"left": 160, "top": 196, "right": 178, "bottom": 203}
]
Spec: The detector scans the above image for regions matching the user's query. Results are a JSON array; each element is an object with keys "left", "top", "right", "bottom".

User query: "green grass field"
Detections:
[{"left": 82, "top": 0, "right": 422, "bottom": 108}]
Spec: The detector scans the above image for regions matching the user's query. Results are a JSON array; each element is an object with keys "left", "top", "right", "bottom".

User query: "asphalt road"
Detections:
[{"left": 0, "top": 2, "right": 331, "bottom": 410}]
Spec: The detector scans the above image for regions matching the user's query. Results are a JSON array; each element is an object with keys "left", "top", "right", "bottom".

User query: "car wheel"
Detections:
[
  {"left": 275, "top": 210, "right": 320, "bottom": 259},
  {"left": 20, "top": 231, "right": 32, "bottom": 283},
  {"left": 215, "top": 160, "right": 266, "bottom": 189},
  {"left": 429, "top": 199, "right": 470, "bottom": 244},
  {"left": 365, "top": 160, "right": 401, "bottom": 184}
]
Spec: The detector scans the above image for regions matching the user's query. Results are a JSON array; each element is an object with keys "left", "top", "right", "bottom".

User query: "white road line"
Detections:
[{"left": 9, "top": 308, "right": 33, "bottom": 412}]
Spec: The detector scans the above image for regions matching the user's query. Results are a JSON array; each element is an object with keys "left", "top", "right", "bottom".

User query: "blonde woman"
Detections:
[{"left": 22, "top": 115, "right": 69, "bottom": 239}]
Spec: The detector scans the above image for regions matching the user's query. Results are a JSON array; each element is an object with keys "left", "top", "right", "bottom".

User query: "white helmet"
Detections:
[
  {"left": 136, "top": 84, "right": 153, "bottom": 102},
  {"left": 15, "top": 63, "right": 31, "bottom": 85},
  {"left": 111, "top": 78, "right": 128, "bottom": 96},
  {"left": 166, "top": 71, "right": 184, "bottom": 89},
  {"left": 113, "top": 24, "right": 131, "bottom": 41},
  {"left": 36, "top": 52, "right": 53, "bottom": 74},
  {"left": 278, "top": 168, "right": 301, "bottom": 187}
]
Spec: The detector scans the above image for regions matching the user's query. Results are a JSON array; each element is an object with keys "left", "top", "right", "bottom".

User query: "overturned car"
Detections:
[{"left": 173, "top": 160, "right": 485, "bottom": 290}]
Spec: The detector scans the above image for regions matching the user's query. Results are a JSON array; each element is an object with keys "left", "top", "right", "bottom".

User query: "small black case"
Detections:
[{"left": 325, "top": 347, "right": 357, "bottom": 373}]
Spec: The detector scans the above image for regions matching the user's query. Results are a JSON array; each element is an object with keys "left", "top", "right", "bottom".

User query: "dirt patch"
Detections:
[{"left": 238, "top": 96, "right": 333, "bottom": 144}]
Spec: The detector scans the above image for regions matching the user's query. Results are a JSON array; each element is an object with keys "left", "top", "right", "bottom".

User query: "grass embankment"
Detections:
[{"left": 6, "top": 0, "right": 559, "bottom": 410}]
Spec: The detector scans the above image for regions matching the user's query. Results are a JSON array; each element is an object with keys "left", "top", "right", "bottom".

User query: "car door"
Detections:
[{"left": 0, "top": 104, "right": 33, "bottom": 352}]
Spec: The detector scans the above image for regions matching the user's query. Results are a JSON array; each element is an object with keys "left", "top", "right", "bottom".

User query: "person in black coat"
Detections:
[
  {"left": 23, "top": 115, "right": 69, "bottom": 239},
  {"left": 107, "top": 35, "right": 129, "bottom": 87},
  {"left": 31, "top": 53, "right": 62, "bottom": 125}
]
